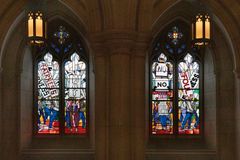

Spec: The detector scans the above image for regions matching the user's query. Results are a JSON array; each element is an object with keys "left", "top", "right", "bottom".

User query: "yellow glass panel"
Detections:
[
  {"left": 28, "top": 16, "right": 34, "bottom": 37},
  {"left": 196, "top": 17, "right": 203, "bottom": 39},
  {"left": 205, "top": 18, "right": 210, "bottom": 39},
  {"left": 36, "top": 16, "right": 43, "bottom": 37},
  {"left": 192, "top": 23, "right": 194, "bottom": 40},
  {"left": 45, "top": 22, "right": 47, "bottom": 39}
]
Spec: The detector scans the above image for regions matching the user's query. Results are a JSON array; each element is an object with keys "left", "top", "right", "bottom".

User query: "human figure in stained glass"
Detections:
[
  {"left": 79, "top": 98, "right": 86, "bottom": 129},
  {"left": 179, "top": 96, "right": 187, "bottom": 124},
  {"left": 43, "top": 102, "right": 51, "bottom": 128},
  {"left": 192, "top": 98, "right": 199, "bottom": 129},
  {"left": 38, "top": 100, "right": 46, "bottom": 125},
  {"left": 181, "top": 94, "right": 196, "bottom": 130},
  {"left": 49, "top": 101, "right": 59, "bottom": 129},
  {"left": 158, "top": 102, "right": 169, "bottom": 130},
  {"left": 35, "top": 24, "right": 88, "bottom": 135},
  {"left": 66, "top": 101, "right": 73, "bottom": 129},
  {"left": 72, "top": 101, "right": 80, "bottom": 132},
  {"left": 153, "top": 101, "right": 159, "bottom": 127}
]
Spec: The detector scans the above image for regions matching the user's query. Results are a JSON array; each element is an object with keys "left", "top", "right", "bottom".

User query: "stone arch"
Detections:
[
  {"left": 0, "top": 1, "right": 95, "bottom": 160},
  {"left": 147, "top": 0, "right": 237, "bottom": 159},
  {"left": 152, "top": 0, "right": 239, "bottom": 76}
]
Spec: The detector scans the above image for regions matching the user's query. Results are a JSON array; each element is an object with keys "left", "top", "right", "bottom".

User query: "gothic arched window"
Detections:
[
  {"left": 35, "top": 21, "right": 88, "bottom": 135},
  {"left": 151, "top": 21, "right": 202, "bottom": 135}
]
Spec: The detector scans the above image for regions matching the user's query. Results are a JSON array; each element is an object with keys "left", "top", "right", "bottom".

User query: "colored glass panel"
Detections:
[
  {"left": 64, "top": 53, "right": 87, "bottom": 134},
  {"left": 151, "top": 53, "right": 174, "bottom": 135},
  {"left": 38, "top": 89, "right": 59, "bottom": 100},
  {"left": 178, "top": 54, "right": 200, "bottom": 134},
  {"left": 37, "top": 53, "right": 60, "bottom": 134},
  {"left": 168, "top": 26, "right": 183, "bottom": 45},
  {"left": 152, "top": 90, "right": 173, "bottom": 101},
  {"left": 65, "top": 89, "right": 86, "bottom": 99},
  {"left": 178, "top": 100, "right": 199, "bottom": 135},
  {"left": 54, "top": 26, "right": 70, "bottom": 44},
  {"left": 152, "top": 101, "right": 173, "bottom": 135},
  {"left": 178, "top": 89, "right": 199, "bottom": 101}
]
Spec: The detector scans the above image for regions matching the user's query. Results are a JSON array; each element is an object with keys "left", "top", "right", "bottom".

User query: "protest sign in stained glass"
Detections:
[
  {"left": 35, "top": 24, "right": 88, "bottom": 135},
  {"left": 151, "top": 22, "right": 201, "bottom": 136},
  {"left": 178, "top": 54, "right": 200, "bottom": 134},
  {"left": 151, "top": 53, "right": 174, "bottom": 135},
  {"left": 37, "top": 53, "right": 60, "bottom": 134}
]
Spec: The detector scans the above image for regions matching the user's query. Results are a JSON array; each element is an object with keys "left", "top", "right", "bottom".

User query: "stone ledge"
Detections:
[
  {"left": 145, "top": 149, "right": 217, "bottom": 160},
  {"left": 21, "top": 149, "right": 95, "bottom": 160},
  {"left": 21, "top": 148, "right": 95, "bottom": 154},
  {"left": 145, "top": 149, "right": 216, "bottom": 155}
]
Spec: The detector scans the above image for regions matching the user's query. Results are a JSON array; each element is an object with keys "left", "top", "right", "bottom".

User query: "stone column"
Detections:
[
  {"left": 130, "top": 42, "right": 148, "bottom": 160},
  {"left": 0, "top": 67, "right": 2, "bottom": 160},
  {"left": 0, "top": 22, "right": 25, "bottom": 160},
  {"left": 235, "top": 73, "right": 240, "bottom": 160},
  {"left": 107, "top": 39, "right": 132, "bottom": 160},
  {"left": 92, "top": 31, "right": 148, "bottom": 160},
  {"left": 92, "top": 40, "right": 109, "bottom": 160},
  {"left": 213, "top": 27, "right": 237, "bottom": 160},
  {"left": 1, "top": 69, "right": 21, "bottom": 160}
]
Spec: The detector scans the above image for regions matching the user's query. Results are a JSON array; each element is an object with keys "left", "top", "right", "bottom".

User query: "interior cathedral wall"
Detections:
[{"left": 0, "top": 0, "right": 239, "bottom": 160}]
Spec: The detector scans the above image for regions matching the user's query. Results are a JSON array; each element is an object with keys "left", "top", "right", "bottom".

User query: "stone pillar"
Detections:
[
  {"left": 2, "top": 70, "right": 21, "bottom": 160},
  {"left": 93, "top": 41, "right": 109, "bottom": 160},
  {"left": 235, "top": 74, "right": 240, "bottom": 160},
  {"left": 92, "top": 32, "right": 149, "bottom": 160},
  {"left": 107, "top": 40, "right": 131, "bottom": 160},
  {"left": 0, "top": 67, "right": 2, "bottom": 160},
  {"left": 130, "top": 43, "right": 147, "bottom": 160},
  {"left": 109, "top": 56, "right": 131, "bottom": 158},
  {"left": 0, "top": 22, "right": 24, "bottom": 160},
  {"left": 213, "top": 26, "right": 237, "bottom": 160}
]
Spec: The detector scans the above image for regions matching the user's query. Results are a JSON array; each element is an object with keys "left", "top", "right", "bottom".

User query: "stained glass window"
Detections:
[
  {"left": 151, "top": 22, "right": 201, "bottom": 135},
  {"left": 64, "top": 53, "right": 87, "bottom": 134},
  {"left": 178, "top": 54, "right": 200, "bottom": 134},
  {"left": 35, "top": 23, "right": 88, "bottom": 135},
  {"left": 37, "top": 53, "right": 60, "bottom": 134},
  {"left": 151, "top": 54, "right": 174, "bottom": 134}
]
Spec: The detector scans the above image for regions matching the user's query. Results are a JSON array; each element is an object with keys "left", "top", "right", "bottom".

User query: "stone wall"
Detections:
[{"left": 0, "top": 0, "right": 239, "bottom": 160}]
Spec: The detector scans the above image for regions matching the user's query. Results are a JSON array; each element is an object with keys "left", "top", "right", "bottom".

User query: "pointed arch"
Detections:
[{"left": 150, "top": 19, "right": 202, "bottom": 135}]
